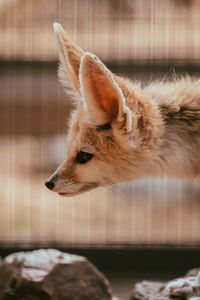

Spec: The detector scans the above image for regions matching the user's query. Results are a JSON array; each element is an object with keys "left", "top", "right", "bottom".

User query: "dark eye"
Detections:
[{"left": 76, "top": 151, "right": 94, "bottom": 164}]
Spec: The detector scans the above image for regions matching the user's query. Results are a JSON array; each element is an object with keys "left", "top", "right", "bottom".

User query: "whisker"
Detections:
[{"left": 104, "top": 177, "right": 124, "bottom": 197}]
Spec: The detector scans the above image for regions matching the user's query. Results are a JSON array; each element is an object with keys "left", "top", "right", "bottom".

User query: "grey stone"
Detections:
[
  {"left": 186, "top": 269, "right": 200, "bottom": 277},
  {"left": 0, "top": 249, "right": 113, "bottom": 300},
  {"left": 130, "top": 280, "right": 165, "bottom": 300},
  {"left": 130, "top": 268, "right": 200, "bottom": 300}
]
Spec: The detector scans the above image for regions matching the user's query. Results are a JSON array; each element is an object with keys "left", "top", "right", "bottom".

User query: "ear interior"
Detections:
[
  {"left": 89, "top": 73, "right": 119, "bottom": 119},
  {"left": 80, "top": 53, "right": 127, "bottom": 123}
]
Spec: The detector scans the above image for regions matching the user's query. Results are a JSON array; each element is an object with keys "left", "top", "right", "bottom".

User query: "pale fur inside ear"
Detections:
[
  {"left": 79, "top": 52, "right": 133, "bottom": 130},
  {"left": 53, "top": 22, "right": 84, "bottom": 104},
  {"left": 58, "top": 63, "right": 79, "bottom": 104}
]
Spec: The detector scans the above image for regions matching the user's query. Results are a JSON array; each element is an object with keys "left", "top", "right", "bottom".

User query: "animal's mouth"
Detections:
[{"left": 58, "top": 182, "right": 98, "bottom": 197}]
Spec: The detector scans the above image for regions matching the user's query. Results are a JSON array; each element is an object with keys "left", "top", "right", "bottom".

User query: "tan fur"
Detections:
[{"left": 46, "top": 23, "right": 200, "bottom": 196}]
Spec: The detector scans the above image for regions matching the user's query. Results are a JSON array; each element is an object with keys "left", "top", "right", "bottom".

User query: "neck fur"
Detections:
[{"left": 144, "top": 76, "right": 200, "bottom": 181}]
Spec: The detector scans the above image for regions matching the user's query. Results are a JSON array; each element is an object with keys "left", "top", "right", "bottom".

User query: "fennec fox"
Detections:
[{"left": 45, "top": 23, "right": 200, "bottom": 196}]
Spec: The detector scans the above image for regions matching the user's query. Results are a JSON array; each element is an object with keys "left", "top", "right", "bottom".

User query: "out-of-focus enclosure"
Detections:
[{"left": 1, "top": 0, "right": 200, "bottom": 248}]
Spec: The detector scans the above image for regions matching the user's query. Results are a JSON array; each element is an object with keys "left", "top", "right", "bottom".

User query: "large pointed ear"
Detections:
[
  {"left": 80, "top": 52, "right": 133, "bottom": 132},
  {"left": 53, "top": 23, "right": 84, "bottom": 101}
]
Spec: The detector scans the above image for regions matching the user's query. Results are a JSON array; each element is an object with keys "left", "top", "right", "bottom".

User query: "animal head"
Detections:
[{"left": 45, "top": 23, "right": 163, "bottom": 197}]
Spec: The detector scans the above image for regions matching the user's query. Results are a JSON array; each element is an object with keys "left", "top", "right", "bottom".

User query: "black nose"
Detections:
[{"left": 45, "top": 180, "right": 55, "bottom": 190}]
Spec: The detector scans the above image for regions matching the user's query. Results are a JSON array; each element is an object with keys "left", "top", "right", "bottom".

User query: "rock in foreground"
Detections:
[
  {"left": 0, "top": 248, "right": 113, "bottom": 300},
  {"left": 130, "top": 268, "right": 200, "bottom": 300}
]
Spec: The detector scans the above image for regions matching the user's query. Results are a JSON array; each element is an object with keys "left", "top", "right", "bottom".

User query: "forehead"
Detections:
[
  {"left": 68, "top": 108, "right": 118, "bottom": 152},
  {"left": 71, "top": 120, "right": 99, "bottom": 147},
  {"left": 69, "top": 108, "right": 99, "bottom": 144}
]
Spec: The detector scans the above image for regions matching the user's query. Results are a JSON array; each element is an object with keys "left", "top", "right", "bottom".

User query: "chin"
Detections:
[{"left": 57, "top": 182, "right": 98, "bottom": 197}]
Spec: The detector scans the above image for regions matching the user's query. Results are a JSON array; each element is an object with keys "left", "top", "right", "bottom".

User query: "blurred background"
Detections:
[{"left": 1, "top": 0, "right": 200, "bottom": 297}]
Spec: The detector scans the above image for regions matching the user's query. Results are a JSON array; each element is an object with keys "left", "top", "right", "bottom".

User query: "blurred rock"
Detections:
[
  {"left": 130, "top": 268, "right": 200, "bottom": 300},
  {"left": 186, "top": 268, "right": 200, "bottom": 277},
  {"left": 0, "top": 249, "right": 113, "bottom": 300},
  {"left": 130, "top": 280, "right": 165, "bottom": 300}
]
